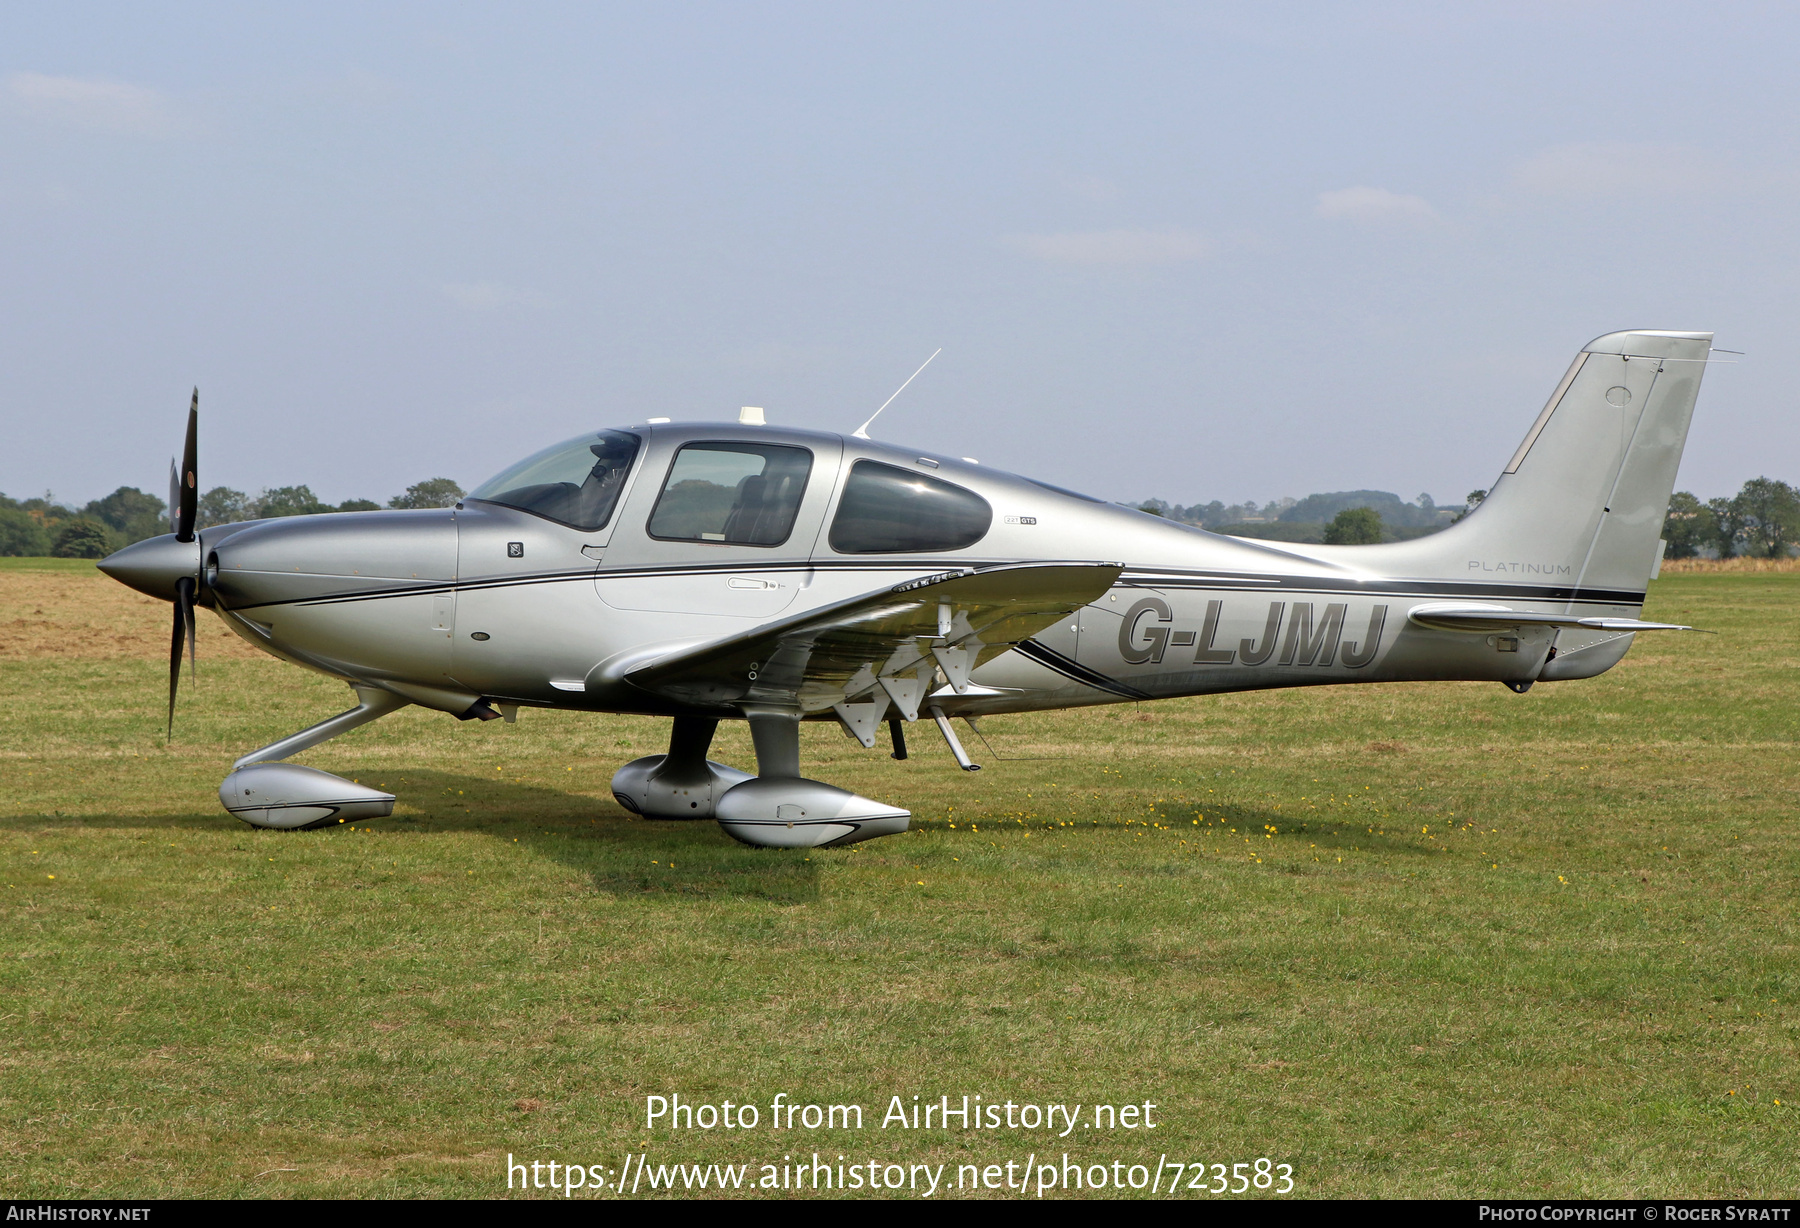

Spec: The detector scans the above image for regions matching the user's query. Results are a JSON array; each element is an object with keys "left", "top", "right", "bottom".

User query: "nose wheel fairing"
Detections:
[{"left": 220, "top": 762, "right": 395, "bottom": 830}]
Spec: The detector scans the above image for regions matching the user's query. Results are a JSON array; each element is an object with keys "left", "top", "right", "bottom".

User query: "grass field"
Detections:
[{"left": 2, "top": 558, "right": 1795, "bottom": 1199}]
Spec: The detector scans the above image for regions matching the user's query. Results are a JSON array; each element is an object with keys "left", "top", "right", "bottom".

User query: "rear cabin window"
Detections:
[
  {"left": 647, "top": 443, "right": 813, "bottom": 546},
  {"left": 829, "top": 460, "right": 993, "bottom": 553}
]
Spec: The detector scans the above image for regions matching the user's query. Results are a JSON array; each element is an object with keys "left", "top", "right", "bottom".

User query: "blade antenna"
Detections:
[{"left": 853, "top": 348, "right": 941, "bottom": 440}]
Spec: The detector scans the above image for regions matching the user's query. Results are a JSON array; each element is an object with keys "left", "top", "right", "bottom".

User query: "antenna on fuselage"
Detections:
[{"left": 852, "top": 348, "right": 941, "bottom": 440}]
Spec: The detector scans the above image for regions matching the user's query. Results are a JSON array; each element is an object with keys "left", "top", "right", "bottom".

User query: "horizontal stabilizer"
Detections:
[{"left": 1407, "top": 602, "right": 1690, "bottom": 633}]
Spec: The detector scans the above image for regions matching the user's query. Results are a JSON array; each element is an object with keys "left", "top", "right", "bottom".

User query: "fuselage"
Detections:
[
  {"left": 93, "top": 329, "right": 1710, "bottom": 842},
  {"left": 155, "top": 420, "right": 1645, "bottom": 723}
]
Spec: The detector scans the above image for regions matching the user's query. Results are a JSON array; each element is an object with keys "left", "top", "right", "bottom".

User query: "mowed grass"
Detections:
[{"left": 1, "top": 560, "right": 1795, "bottom": 1199}]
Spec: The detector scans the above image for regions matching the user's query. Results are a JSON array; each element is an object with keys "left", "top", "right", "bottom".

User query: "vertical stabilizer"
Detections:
[{"left": 1330, "top": 330, "right": 1712, "bottom": 597}]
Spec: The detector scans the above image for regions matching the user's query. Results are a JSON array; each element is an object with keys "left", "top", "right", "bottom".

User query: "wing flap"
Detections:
[{"left": 625, "top": 561, "right": 1122, "bottom": 712}]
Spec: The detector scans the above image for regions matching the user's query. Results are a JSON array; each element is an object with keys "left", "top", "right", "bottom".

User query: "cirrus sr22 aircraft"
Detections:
[{"left": 101, "top": 329, "right": 1711, "bottom": 848}]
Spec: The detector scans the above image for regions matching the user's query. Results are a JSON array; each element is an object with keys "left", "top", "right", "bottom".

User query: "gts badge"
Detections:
[{"left": 1119, "top": 598, "right": 1388, "bottom": 670}]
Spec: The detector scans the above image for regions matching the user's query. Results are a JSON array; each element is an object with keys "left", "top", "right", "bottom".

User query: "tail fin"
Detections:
[{"left": 1359, "top": 330, "right": 1713, "bottom": 598}]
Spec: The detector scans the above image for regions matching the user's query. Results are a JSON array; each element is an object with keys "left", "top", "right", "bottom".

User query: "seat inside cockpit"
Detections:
[{"left": 647, "top": 443, "right": 812, "bottom": 547}]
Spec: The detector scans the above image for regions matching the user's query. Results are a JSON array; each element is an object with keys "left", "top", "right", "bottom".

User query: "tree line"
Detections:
[
  {"left": 1141, "top": 477, "right": 1800, "bottom": 557},
  {"left": 1137, "top": 489, "right": 1458, "bottom": 545},
  {"left": 1659, "top": 479, "right": 1799, "bottom": 559},
  {"left": 0, "top": 478, "right": 465, "bottom": 558},
  {"left": 1138, "top": 489, "right": 1457, "bottom": 537}
]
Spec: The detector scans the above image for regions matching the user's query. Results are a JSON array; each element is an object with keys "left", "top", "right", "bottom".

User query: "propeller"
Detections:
[{"left": 167, "top": 389, "right": 199, "bottom": 739}]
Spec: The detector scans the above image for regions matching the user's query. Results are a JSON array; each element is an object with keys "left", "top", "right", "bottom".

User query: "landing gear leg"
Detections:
[
  {"left": 669, "top": 717, "right": 723, "bottom": 772},
  {"left": 745, "top": 708, "right": 801, "bottom": 778},
  {"left": 233, "top": 684, "right": 410, "bottom": 769},
  {"left": 929, "top": 704, "right": 982, "bottom": 771}
]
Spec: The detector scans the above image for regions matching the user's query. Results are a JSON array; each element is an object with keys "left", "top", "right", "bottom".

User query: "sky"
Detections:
[{"left": 3, "top": 2, "right": 1795, "bottom": 510}]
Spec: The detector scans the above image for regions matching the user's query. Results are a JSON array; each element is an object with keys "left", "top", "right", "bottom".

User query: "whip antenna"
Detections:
[{"left": 853, "top": 348, "right": 941, "bottom": 440}]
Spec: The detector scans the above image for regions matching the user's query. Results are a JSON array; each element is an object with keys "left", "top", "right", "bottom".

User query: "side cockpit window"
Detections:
[
  {"left": 648, "top": 443, "right": 813, "bottom": 546},
  {"left": 467, "top": 429, "right": 641, "bottom": 531},
  {"left": 829, "top": 460, "right": 992, "bottom": 553}
]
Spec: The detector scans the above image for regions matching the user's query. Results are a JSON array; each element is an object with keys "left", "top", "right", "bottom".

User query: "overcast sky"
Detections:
[{"left": 3, "top": 2, "right": 1794, "bottom": 510}]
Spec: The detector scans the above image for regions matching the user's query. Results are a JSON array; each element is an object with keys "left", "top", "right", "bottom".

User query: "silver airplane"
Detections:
[{"left": 100, "top": 329, "right": 1711, "bottom": 847}]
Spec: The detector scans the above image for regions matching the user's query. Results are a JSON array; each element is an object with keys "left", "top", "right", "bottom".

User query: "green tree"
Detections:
[
  {"left": 197, "top": 487, "right": 254, "bottom": 528},
  {"left": 0, "top": 508, "right": 52, "bottom": 556},
  {"left": 257, "top": 486, "right": 329, "bottom": 518},
  {"left": 52, "top": 518, "right": 113, "bottom": 559},
  {"left": 1323, "top": 506, "right": 1384, "bottom": 545},
  {"left": 1707, "top": 495, "right": 1745, "bottom": 559},
  {"left": 336, "top": 498, "right": 382, "bottom": 513},
  {"left": 1451, "top": 489, "right": 1487, "bottom": 524},
  {"left": 1734, "top": 477, "right": 1800, "bottom": 558},
  {"left": 1137, "top": 500, "right": 1167, "bottom": 517},
  {"left": 1661, "top": 491, "right": 1714, "bottom": 559},
  {"left": 83, "top": 486, "right": 167, "bottom": 544},
  {"left": 389, "top": 478, "right": 465, "bottom": 509},
  {"left": 12, "top": 493, "right": 75, "bottom": 526},
  {"left": 1282, "top": 490, "right": 1413, "bottom": 526}
]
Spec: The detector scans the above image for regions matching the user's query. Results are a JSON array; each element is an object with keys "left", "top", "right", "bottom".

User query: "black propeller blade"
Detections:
[
  {"left": 168, "top": 575, "right": 196, "bottom": 740},
  {"left": 167, "top": 389, "right": 200, "bottom": 740},
  {"left": 175, "top": 388, "right": 198, "bottom": 542}
]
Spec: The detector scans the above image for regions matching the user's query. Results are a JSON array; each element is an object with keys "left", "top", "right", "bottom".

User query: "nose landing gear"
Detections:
[{"left": 218, "top": 685, "right": 408, "bottom": 829}]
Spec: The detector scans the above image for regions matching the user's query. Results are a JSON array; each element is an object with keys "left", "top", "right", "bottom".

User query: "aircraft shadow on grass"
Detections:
[
  {"left": 59, "top": 767, "right": 824, "bottom": 905},
  {"left": 51, "top": 763, "right": 1439, "bottom": 905},
  {"left": 365, "top": 767, "right": 830, "bottom": 904}
]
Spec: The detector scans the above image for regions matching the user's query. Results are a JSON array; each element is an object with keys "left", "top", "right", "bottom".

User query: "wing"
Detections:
[
  {"left": 624, "top": 561, "right": 1122, "bottom": 719},
  {"left": 1407, "top": 601, "right": 1691, "bottom": 633}
]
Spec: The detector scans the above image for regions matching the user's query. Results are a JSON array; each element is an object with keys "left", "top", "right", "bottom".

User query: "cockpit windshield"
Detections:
[{"left": 467, "top": 430, "right": 642, "bottom": 531}]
